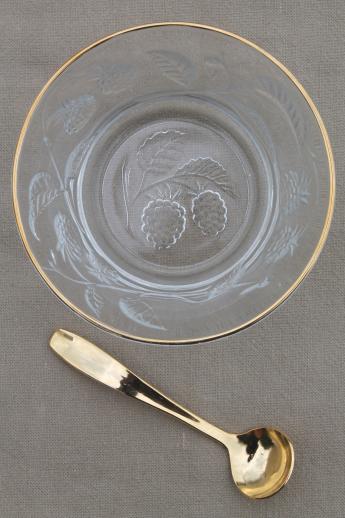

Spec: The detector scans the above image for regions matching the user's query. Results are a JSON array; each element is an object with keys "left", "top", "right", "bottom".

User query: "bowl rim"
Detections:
[{"left": 12, "top": 22, "right": 335, "bottom": 345}]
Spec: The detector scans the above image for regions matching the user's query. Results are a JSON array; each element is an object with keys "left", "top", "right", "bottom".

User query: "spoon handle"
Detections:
[{"left": 50, "top": 330, "right": 227, "bottom": 444}]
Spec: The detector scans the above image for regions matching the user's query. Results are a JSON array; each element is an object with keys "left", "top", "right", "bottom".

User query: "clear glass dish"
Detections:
[{"left": 13, "top": 23, "right": 335, "bottom": 344}]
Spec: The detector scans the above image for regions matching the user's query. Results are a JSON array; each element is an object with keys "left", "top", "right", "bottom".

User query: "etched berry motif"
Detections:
[
  {"left": 54, "top": 212, "right": 83, "bottom": 263},
  {"left": 192, "top": 190, "right": 227, "bottom": 236},
  {"left": 141, "top": 199, "right": 186, "bottom": 250},
  {"left": 62, "top": 95, "right": 96, "bottom": 135}
]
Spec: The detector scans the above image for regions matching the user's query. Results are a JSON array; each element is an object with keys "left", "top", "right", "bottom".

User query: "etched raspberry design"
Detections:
[
  {"left": 192, "top": 190, "right": 227, "bottom": 236},
  {"left": 62, "top": 95, "right": 96, "bottom": 135},
  {"left": 141, "top": 199, "right": 186, "bottom": 250}
]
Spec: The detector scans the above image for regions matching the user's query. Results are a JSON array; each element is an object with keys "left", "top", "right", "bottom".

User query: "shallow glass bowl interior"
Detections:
[{"left": 14, "top": 24, "right": 334, "bottom": 343}]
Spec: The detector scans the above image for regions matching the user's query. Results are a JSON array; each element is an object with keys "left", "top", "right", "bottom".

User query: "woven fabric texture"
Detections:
[{"left": 0, "top": 1, "right": 344, "bottom": 517}]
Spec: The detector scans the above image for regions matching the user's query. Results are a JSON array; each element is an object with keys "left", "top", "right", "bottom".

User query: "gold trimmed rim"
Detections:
[{"left": 13, "top": 22, "right": 335, "bottom": 345}]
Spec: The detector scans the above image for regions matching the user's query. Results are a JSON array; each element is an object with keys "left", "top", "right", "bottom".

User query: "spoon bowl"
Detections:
[{"left": 226, "top": 428, "right": 294, "bottom": 499}]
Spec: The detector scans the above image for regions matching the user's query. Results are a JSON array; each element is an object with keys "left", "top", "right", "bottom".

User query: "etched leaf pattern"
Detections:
[
  {"left": 209, "top": 265, "right": 244, "bottom": 298},
  {"left": 134, "top": 130, "right": 185, "bottom": 197},
  {"left": 65, "top": 137, "right": 93, "bottom": 184},
  {"left": 239, "top": 277, "right": 270, "bottom": 296},
  {"left": 209, "top": 267, "right": 270, "bottom": 300},
  {"left": 283, "top": 170, "right": 310, "bottom": 214},
  {"left": 266, "top": 225, "right": 304, "bottom": 263},
  {"left": 85, "top": 253, "right": 121, "bottom": 286},
  {"left": 137, "top": 130, "right": 185, "bottom": 173},
  {"left": 85, "top": 286, "right": 104, "bottom": 318},
  {"left": 133, "top": 132, "right": 236, "bottom": 202},
  {"left": 119, "top": 298, "right": 165, "bottom": 330},
  {"left": 148, "top": 50, "right": 196, "bottom": 86},
  {"left": 29, "top": 172, "right": 61, "bottom": 240},
  {"left": 175, "top": 158, "right": 237, "bottom": 198},
  {"left": 261, "top": 79, "right": 306, "bottom": 143},
  {"left": 95, "top": 64, "right": 135, "bottom": 95},
  {"left": 205, "top": 57, "right": 228, "bottom": 80}
]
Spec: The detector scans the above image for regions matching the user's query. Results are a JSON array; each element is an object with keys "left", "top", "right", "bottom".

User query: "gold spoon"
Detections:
[{"left": 50, "top": 329, "right": 294, "bottom": 499}]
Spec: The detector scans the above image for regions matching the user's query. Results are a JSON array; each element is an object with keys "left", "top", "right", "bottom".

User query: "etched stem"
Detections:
[
  {"left": 43, "top": 137, "right": 64, "bottom": 189},
  {"left": 134, "top": 178, "right": 197, "bottom": 201},
  {"left": 121, "top": 158, "right": 130, "bottom": 229}
]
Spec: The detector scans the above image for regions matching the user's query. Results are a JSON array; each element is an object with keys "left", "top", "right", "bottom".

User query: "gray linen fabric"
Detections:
[{"left": 0, "top": 1, "right": 344, "bottom": 517}]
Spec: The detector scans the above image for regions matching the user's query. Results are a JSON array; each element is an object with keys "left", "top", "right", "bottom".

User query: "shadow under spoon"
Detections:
[{"left": 50, "top": 329, "right": 294, "bottom": 499}]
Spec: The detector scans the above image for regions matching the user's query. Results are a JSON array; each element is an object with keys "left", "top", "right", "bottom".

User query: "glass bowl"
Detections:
[{"left": 13, "top": 23, "right": 335, "bottom": 344}]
